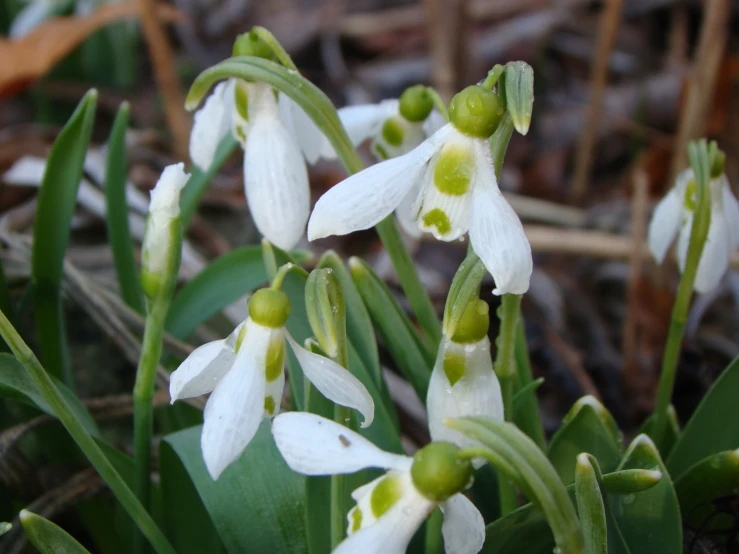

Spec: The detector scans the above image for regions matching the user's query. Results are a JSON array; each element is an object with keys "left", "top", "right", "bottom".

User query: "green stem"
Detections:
[
  {"left": 425, "top": 87, "right": 449, "bottom": 120},
  {"left": 494, "top": 293, "right": 522, "bottom": 515},
  {"left": 490, "top": 113, "right": 514, "bottom": 179},
  {"left": 252, "top": 26, "right": 298, "bottom": 71},
  {"left": 481, "top": 65, "right": 505, "bottom": 91},
  {"left": 651, "top": 142, "right": 713, "bottom": 452},
  {"left": 261, "top": 239, "right": 278, "bottom": 282},
  {"left": 0, "top": 309, "right": 176, "bottom": 554},
  {"left": 186, "top": 58, "right": 441, "bottom": 347},
  {"left": 131, "top": 299, "right": 169, "bottom": 554},
  {"left": 271, "top": 262, "right": 309, "bottom": 290},
  {"left": 329, "top": 343, "right": 350, "bottom": 549},
  {"left": 514, "top": 318, "right": 546, "bottom": 449},
  {"left": 424, "top": 509, "right": 444, "bottom": 554}
]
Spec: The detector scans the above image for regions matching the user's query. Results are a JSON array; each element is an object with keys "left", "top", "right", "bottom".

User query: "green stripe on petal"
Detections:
[{"left": 370, "top": 475, "right": 403, "bottom": 518}]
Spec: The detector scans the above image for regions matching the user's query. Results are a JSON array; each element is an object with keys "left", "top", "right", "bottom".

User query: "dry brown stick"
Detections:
[
  {"left": 138, "top": 0, "right": 191, "bottom": 161},
  {"left": 424, "top": 0, "right": 468, "bottom": 100},
  {"left": 570, "top": 0, "right": 624, "bottom": 202},
  {"left": 622, "top": 169, "right": 649, "bottom": 370},
  {"left": 1, "top": 468, "right": 104, "bottom": 554},
  {"left": 668, "top": 0, "right": 730, "bottom": 184}
]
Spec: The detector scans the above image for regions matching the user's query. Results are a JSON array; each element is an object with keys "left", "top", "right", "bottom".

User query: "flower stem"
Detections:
[
  {"left": 0, "top": 309, "right": 176, "bottom": 554},
  {"left": 131, "top": 298, "right": 170, "bottom": 554},
  {"left": 425, "top": 87, "right": 449, "bottom": 121},
  {"left": 424, "top": 509, "right": 444, "bottom": 554},
  {"left": 651, "top": 141, "right": 713, "bottom": 453},
  {"left": 494, "top": 293, "right": 522, "bottom": 515},
  {"left": 329, "top": 339, "right": 351, "bottom": 549},
  {"left": 514, "top": 318, "right": 546, "bottom": 449}
]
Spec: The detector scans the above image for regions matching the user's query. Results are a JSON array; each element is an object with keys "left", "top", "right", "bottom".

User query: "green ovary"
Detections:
[
  {"left": 422, "top": 208, "right": 451, "bottom": 236},
  {"left": 265, "top": 339, "right": 285, "bottom": 382},
  {"left": 683, "top": 180, "right": 697, "bottom": 211},
  {"left": 350, "top": 508, "right": 363, "bottom": 533},
  {"left": 381, "top": 118, "right": 405, "bottom": 147},
  {"left": 370, "top": 475, "right": 402, "bottom": 518},
  {"left": 443, "top": 349, "right": 465, "bottom": 386},
  {"left": 433, "top": 145, "right": 474, "bottom": 195}
]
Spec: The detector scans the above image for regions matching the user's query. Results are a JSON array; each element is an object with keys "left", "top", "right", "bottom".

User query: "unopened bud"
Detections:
[
  {"left": 232, "top": 31, "right": 274, "bottom": 60},
  {"left": 504, "top": 61, "right": 534, "bottom": 135},
  {"left": 305, "top": 268, "right": 346, "bottom": 358}
]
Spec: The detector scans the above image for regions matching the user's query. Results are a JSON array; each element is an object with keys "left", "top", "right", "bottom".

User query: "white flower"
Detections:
[
  {"left": 169, "top": 289, "right": 375, "bottom": 480},
  {"left": 648, "top": 169, "right": 739, "bottom": 293},
  {"left": 141, "top": 163, "right": 188, "bottom": 281},
  {"left": 272, "top": 412, "right": 485, "bottom": 554},
  {"left": 308, "top": 123, "right": 532, "bottom": 295},
  {"left": 427, "top": 335, "right": 503, "bottom": 465},
  {"left": 189, "top": 80, "right": 326, "bottom": 250}
]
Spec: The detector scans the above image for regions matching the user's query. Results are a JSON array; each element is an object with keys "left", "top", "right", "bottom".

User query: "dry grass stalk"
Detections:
[{"left": 570, "top": 0, "right": 624, "bottom": 202}]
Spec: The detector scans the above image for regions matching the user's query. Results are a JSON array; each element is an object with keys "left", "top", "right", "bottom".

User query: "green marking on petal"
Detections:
[
  {"left": 381, "top": 118, "right": 405, "bottom": 147},
  {"left": 234, "top": 83, "right": 249, "bottom": 122},
  {"left": 373, "top": 142, "right": 390, "bottom": 161},
  {"left": 235, "top": 124, "right": 247, "bottom": 144},
  {"left": 370, "top": 475, "right": 402, "bottom": 518},
  {"left": 350, "top": 507, "right": 363, "bottom": 533},
  {"left": 433, "top": 144, "right": 474, "bottom": 195},
  {"left": 683, "top": 180, "right": 697, "bottom": 212},
  {"left": 264, "top": 396, "right": 276, "bottom": 415},
  {"left": 265, "top": 338, "right": 285, "bottom": 382},
  {"left": 422, "top": 208, "right": 451, "bottom": 236},
  {"left": 234, "top": 325, "right": 248, "bottom": 352},
  {"left": 443, "top": 348, "right": 465, "bottom": 386}
]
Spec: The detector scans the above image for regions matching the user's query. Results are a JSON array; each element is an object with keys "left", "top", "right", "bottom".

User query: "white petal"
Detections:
[
  {"left": 189, "top": 81, "right": 234, "bottom": 171},
  {"left": 308, "top": 125, "right": 453, "bottom": 240},
  {"left": 423, "top": 110, "right": 447, "bottom": 136},
  {"left": 169, "top": 340, "right": 234, "bottom": 402},
  {"left": 9, "top": 0, "right": 56, "bottom": 38},
  {"left": 648, "top": 170, "right": 690, "bottom": 264},
  {"left": 2, "top": 155, "right": 47, "bottom": 185},
  {"left": 693, "top": 205, "right": 731, "bottom": 294},
  {"left": 338, "top": 100, "right": 398, "bottom": 147},
  {"left": 285, "top": 334, "right": 375, "bottom": 427},
  {"left": 440, "top": 494, "right": 486, "bottom": 554},
  {"left": 371, "top": 118, "right": 427, "bottom": 161},
  {"left": 271, "top": 412, "right": 410, "bottom": 475},
  {"left": 469, "top": 141, "right": 532, "bottom": 295},
  {"left": 263, "top": 364, "right": 286, "bottom": 418},
  {"left": 335, "top": 472, "right": 434, "bottom": 554},
  {"left": 719, "top": 177, "right": 739, "bottom": 251},
  {"left": 395, "top": 182, "right": 423, "bottom": 238},
  {"left": 244, "top": 83, "right": 310, "bottom": 250},
  {"left": 427, "top": 337, "right": 503, "bottom": 460},
  {"left": 200, "top": 320, "right": 272, "bottom": 480},
  {"left": 417, "top": 165, "right": 473, "bottom": 241},
  {"left": 676, "top": 212, "right": 692, "bottom": 273},
  {"left": 278, "top": 93, "right": 329, "bottom": 164}
]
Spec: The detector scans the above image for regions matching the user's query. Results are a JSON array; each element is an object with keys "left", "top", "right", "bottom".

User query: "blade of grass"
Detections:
[
  {"left": 32, "top": 89, "right": 97, "bottom": 386},
  {"left": 104, "top": 101, "right": 144, "bottom": 313}
]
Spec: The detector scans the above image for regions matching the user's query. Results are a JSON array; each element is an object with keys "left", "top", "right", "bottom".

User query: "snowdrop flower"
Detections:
[
  {"left": 648, "top": 168, "right": 739, "bottom": 293},
  {"left": 188, "top": 33, "right": 326, "bottom": 251},
  {"left": 169, "top": 287, "right": 374, "bottom": 480},
  {"left": 309, "top": 84, "right": 533, "bottom": 295},
  {"left": 273, "top": 412, "right": 485, "bottom": 554},
  {"left": 428, "top": 299, "right": 502, "bottom": 465},
  {"left": 141, "top": 163, "right": 189, "bottom": 300}
]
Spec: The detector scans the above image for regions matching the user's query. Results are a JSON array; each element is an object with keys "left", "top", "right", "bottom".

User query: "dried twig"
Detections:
[
  {"left": 668, "top": 0, "right": 730, "bottom": 183},
  {"left": 570, "top": 0, "right": 624, "bottom": 201}
]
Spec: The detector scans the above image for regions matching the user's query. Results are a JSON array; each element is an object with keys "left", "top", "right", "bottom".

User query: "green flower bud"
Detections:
[
  {"left": 411, "top": 442, "right": 473, "bottom": 502},
  {"left": 710, "top": 149, "right": 725, "bottom": 179},
  {"left": 305, "top": 268, "right": 346, "bottom": 359},
  {"left": 451, "top": 299, "right": 489, "bottom": 343},
  {"left": 448, "top": 85, "right": 503, "bottom": 138},
  {"left": 249, "top": 289, "right": 291, "bottom": 328},
  {"left": 504, "top": 61, "right": 534, "bottom": 135},
  {"left": 232, "top": 31, "right": 274, "bottom": 60},
  {"left": 399, "top": 85, "right": 434, "bottom": 122}
]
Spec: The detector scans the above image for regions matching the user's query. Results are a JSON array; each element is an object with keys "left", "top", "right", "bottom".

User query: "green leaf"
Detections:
[
  {"left": 574, "top": 455, "right": 607, "bottom": 554},
  {"left": 610, "top": 435, "right": 681, "bottom": 554},
  {"left": 166, "top": 246, "right": 269, "bottom": 339},
  {"left": 32, "top": 89, "right": 97, "bottom": 385},
  {"left": 161, "top": 422, "right": 308, "bottom": 554},
  {"left": 547, "top": 397, "right": 622, "bottom": 485},
  {"left": 0, "top": 353, "right": 98, "bottom": 435},
  {"left": 20, "top": 510, "right": 92, "bottom": 554},
  {"left": 0, "top": 522, "right": 11, "bottom": 536},
  {"left": 180, "top": 134, "right": 239, "bottom": 228},
  {"left": 665, "top": 356, "right": 739, "bottom": 479},
  {"left": 350, "top": 257, "right": 432, "bottom": 401},
  {"left": 504, "top": 61, "right": 534, "bottom": 135},
  {"left": 105, "top": 101, "right": 144, "bottom": 314},
  {"left": 442, "top": 251, "right": 486, "bottom": 338},
  {"left": 673, "top": 449, "right": 739, "bottom": 529}
]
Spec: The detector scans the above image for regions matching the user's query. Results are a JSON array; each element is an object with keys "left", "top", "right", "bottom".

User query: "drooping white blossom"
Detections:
[
  {"left": 648, "top": 169, "right": 739, "bottom": 293},
  {"left": 169, "top": 290, "right": 374, "bottom": 480},
  {"left": 189, "top": 80, "right": 326, "bottom": 250},
  {"left": 272, "top": 412, "right": 485, "bottom": 554}
]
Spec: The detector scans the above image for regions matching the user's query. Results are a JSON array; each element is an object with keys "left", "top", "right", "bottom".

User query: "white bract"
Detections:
[
  {"left": 189, "top": 79, "right": 326, "bottom": 250},
  {"left": 272, "top": 412, "right": 485, "bottom": 554},
  {"left": 308, "top": 86, "right": 532, "bottom": 295},
  {"left": 648, "top": 169, "right": 739, "bottom": 293},
  {"left": 169, "top": 290, "right": 374, "bottom": 480},
  {"left": 141, "top": 163, "right": 188, "bottom": 280}
]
